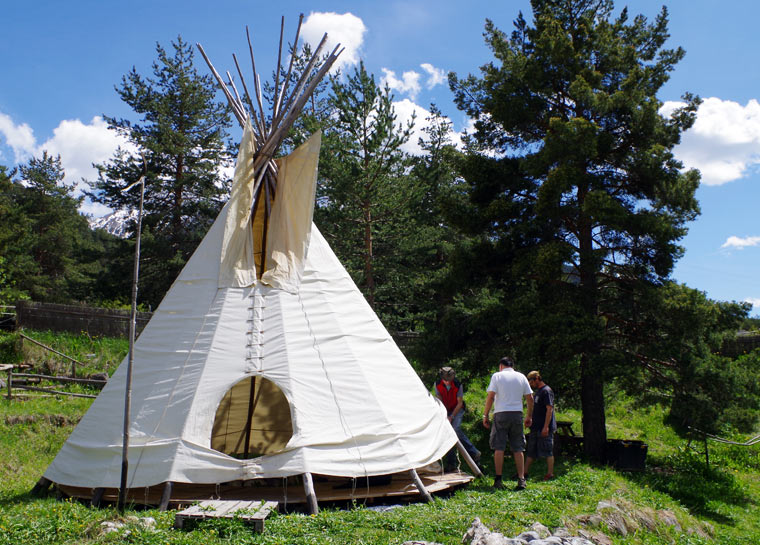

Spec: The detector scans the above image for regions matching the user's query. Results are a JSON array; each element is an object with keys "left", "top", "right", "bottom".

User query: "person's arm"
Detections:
[
  {"left": 483, "top": 391, "right": 495, "bottom": 428},
  {"left": 524, "top": 393, "right": 534, "bottom": 428},
  {"left": 450, "top": 397, "right": 464, "bottom": 421},
  {"left": 542, "top": 404, "right": 554, "bottom": 437}
]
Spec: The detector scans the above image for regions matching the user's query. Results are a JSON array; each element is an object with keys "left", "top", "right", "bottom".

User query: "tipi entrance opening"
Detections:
[{"left": 211, "top": 376, "right": 293, "bottom": 459}]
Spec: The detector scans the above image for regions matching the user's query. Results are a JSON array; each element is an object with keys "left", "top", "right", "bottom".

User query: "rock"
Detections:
[
  {"left": 575, "top": 514, "right": 603, "bottom": 528},
  {"left": 462, "top": 518, "right": 526, "bottom": 545},
  {"left": 100, "top": 516, "right": 155, "bottom": 536},
  {"left": 595, "top": 500, "right": 620, "bottom": 512},
  {"left": 516, "top": 531, "right": 539, "bottom": 541},
  {"left": 577, "top": 529, "right": 613, "bottom": 545},
  {"left": 686, "top": 524, "right": 711, "bottom": 539},
  {"left": 568, "top": 538, "right": 595, "bottom": 545},
  {"left": 369, "top": 504, "right": 403, "bottom": 512},
  {"left": 551, "top": 527, "right": 572, "bottom": 538},
  {"left": 596, "top": 499, "right": 638, "bottom": 535},
  {"left": 656, "top": 509, "right": 681, "bottom": 531},
  {"left": 100, "top": 521, "right": 123, "bottom": 535},
  {"left": 602, "top": 511, "right": 629, "bottom": 536},
  {"left": 631, "top": 507, "right": 657, "bottom": 532},
  {"left": 530, "top": 538, "right": 564, "bottom": 545},
  {"left": 530, "top": 523, "right": 551, "bottom": 538}
]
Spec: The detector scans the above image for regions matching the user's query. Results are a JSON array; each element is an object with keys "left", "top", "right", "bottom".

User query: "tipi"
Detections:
[{"left": 40, "top": 19, "right": 478, "bottom": 510}]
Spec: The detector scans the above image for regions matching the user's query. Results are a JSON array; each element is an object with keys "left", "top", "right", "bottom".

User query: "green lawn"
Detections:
[{"left": 0, "top": 331, "right": 758, "bottom": 544}]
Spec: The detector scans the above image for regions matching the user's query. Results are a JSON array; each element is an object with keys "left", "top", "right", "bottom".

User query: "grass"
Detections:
[
  {"left": 0, "top": 334, "right": 759, "bottom": 544},
  {"left": 0, "top": 329, "right": 128, "bottom": 377}
]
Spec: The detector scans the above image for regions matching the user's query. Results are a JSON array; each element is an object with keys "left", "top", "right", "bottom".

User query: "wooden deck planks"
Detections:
[{"left": 174, "top": 499, "right": 278, "bottom": 531}]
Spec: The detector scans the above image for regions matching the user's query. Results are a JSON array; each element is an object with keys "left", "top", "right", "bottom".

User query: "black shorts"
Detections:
[{"left": 526, "top": 431, "right": 554, "bottom": 458}]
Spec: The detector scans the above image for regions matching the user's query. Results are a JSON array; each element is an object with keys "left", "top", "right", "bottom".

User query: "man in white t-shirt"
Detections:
[{"left": 482, "top": 356, "right": 533, "bottom": 490}]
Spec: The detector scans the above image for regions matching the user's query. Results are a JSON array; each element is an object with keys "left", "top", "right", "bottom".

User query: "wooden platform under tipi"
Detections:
[{"left": 54, "top": 470, "right": 475, "bottom": 510}]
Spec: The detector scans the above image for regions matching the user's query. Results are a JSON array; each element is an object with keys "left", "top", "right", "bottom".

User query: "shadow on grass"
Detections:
[{"left": 623, "top": 453, "right": 753, "bottom": 525}]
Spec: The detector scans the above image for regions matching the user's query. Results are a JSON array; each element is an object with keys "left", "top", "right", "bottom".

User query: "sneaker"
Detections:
[
  {"left": 515, "top": 477, "right": 527, "bottom": 491},
  {"left": 493, "top": 479, "right": 504, "bottom": 490},
  {"left": 543, "top": 474, "right": 554, "bottom": 481}
]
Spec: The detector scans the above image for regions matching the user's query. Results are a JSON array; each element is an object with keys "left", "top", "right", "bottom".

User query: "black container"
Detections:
[{"left": 605, "top": 439, "right": 647, "bottom": 470}]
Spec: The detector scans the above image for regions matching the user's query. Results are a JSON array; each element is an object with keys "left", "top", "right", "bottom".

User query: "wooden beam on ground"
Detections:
[
  {"left": 14, "top": 373, "right": 106, "bottom": 388},
  {"left": 302, "top": 472, "right": 319, "bottom": 514},
  {"left": 408, "top": 469, "right": 433, "bottom": 502},
  {"left": 19, "top": 333, "right": 83, "bottom": 377},
  {"left": 456, "top": 440, "right": 484, "bottom": 478},
  {"left": 10, "top": 384, "right": 96, "bottom": 399}
]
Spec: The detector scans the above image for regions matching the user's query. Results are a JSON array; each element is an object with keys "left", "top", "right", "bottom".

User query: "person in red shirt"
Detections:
[{"left": 434, "top": 366, "right": 481, "bottom": 472}]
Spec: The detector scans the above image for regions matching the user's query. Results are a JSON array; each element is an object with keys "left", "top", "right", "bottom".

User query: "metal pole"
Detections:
[{"left": 118, "top": 171, "right": 145, "bottom": 512}]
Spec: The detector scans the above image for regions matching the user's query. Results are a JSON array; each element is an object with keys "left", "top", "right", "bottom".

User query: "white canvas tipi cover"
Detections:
[{"left": 44, "top": 127, "right": 457, "bottom": 490}]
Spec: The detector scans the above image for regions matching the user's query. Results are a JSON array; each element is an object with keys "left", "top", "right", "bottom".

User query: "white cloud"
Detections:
[
  {"left": 393, "top": 99, "right": 431, "bottom": 155},
  {"left": 392, "top": 99, "right": 479, "bottom": 155},
  {"left": 744, "top": 297, "right": 760, "bottom": 312},
  {"left": 661, "top": 97, "right": 760, "bottom": 185},
  {"left": 380, "top": 64, "right": 446, "bottom": 101},
  {"left": 0, "top": 112, "right": 36, "bottom": 162},
  {"left": 37, "top": 116, "right": 131, "bottom": 197},
  {"left": 1, "top": 113, "right": 129, "bottom": 217},
  {"left": 381, "top": 69, "right": 422, "bottom": 100},
  {"left": 301, "top": 12, "right": 366, "bottom": 71},
  {"left": 721, "top": 235, "right": 760, "bottom": 249},
  {"left": 420, "top": 63, "right": 446, "bottom": 89}
]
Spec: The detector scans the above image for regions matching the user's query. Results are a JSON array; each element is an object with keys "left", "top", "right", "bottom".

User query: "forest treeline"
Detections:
[{"left": 1, "top": 0, "right": 758, "bottom": 457}]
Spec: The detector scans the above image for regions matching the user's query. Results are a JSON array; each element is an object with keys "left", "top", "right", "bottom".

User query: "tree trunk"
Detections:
[
  {"left": 362, "top": 202, "right": 375, "bottom": 307},
  {"left": 580, "top": 353, "right": 607, "bottom": 463},
  {"left": 577, "top": 184, "right": 607, "bottom": 462},
  {"left": 172, "top": 155, "right": 184, "bottom": 246}
]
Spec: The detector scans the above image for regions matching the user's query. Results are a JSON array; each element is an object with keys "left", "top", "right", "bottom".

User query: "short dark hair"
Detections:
[{"left": 499, "top": 356, "right": 515, "bottom": 368}]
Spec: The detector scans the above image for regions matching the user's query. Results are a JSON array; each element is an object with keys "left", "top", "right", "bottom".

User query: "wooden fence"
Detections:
[
  {"left": 15, "top": 301, "right": 152, "bottom": 339},
  {"left": 720, "top": 333, "right": 760, "bottom": 358}
]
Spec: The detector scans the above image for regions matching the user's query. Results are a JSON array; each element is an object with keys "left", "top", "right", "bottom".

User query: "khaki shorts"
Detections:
[{"left": 489, "top": 411, "right": 525, "bottom": 452}]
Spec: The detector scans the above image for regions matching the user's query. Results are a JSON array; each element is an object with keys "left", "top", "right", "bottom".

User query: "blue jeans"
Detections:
[{"left": 445, "top": 411, "right": 481, "bottom": 469}]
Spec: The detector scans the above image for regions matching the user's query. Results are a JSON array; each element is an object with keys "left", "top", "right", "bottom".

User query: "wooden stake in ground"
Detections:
[{"left": 118, "top": 160, "right": 147, "bottom": 513}]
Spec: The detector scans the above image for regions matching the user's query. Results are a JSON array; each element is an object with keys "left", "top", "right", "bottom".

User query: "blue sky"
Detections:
[{"left": 2, "top": 1, "right": 759, "bottom": 314}]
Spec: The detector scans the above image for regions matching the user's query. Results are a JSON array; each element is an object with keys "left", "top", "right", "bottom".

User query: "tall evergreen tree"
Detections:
[
  {"left": 315, "top": 63, "right": 417, "bottom": 325},
  {"left": 0, "top": 154, "right": 105, "bottom": 303},
  {"left": 448, "top": 0, "right": 700, "bottom": 459},
  {"left": 88, "top": 36, "right": 233, "bottom": 306}
]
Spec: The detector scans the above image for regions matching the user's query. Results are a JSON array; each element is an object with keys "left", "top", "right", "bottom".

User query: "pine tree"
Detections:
[
  {"left": 315, "top": 63, "right": 417, "bottom": 323},
  {"left": 448, "top": 0, "right": 700, "bottom": 459},
  {"left": 0, "top": 154, "right": 104, "bottom": 303},
  {"left": 88, "top": 36, "right": 233, "bottom": 306}
]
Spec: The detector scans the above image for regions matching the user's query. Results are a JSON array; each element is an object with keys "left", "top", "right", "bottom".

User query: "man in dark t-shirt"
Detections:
[{"left": 524, "top": 370, "right": 556, "bottom": 480}]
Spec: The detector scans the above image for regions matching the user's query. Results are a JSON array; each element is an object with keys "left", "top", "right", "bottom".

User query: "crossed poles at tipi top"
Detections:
[{"left": 196, "top": 14, "right": 342, "bottom": 278}]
